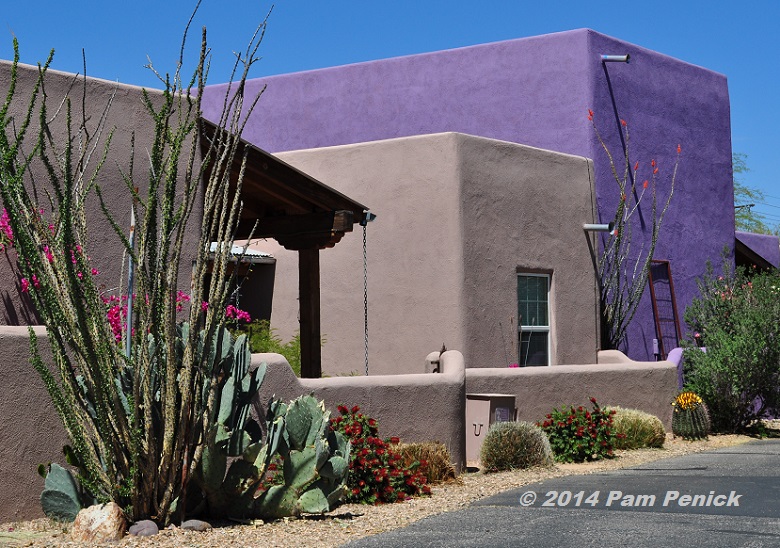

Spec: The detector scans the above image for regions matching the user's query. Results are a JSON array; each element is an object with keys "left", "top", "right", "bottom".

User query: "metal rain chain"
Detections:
[{"left": 361, "top": 211, "right": 376, "bottom": 375}]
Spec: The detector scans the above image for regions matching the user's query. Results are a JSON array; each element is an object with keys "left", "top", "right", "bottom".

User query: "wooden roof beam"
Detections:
[{"left": 235, "top": 210, "right": 354, "bottom": 249}]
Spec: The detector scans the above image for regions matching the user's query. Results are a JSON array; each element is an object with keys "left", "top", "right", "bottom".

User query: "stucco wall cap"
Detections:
[
  {"left": 464, "top": 360, "right": 676, "bottom": 378},
  {"left": 736, "top": 230, "right": 780, "bottom": 268},
  {"left": 583, "top": 28, "right": 727, "bottom": 77},
  {"left": 0, "top": 59, "right": 165, "bottom": 96},
  {"left": 0, "top": 324, "right": 46, "bottom": 337},
  {"left": 276, "top": 131, "right": 591, "bottom": 164}
]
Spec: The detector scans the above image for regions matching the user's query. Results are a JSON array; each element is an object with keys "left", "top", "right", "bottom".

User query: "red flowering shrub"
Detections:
[
  {"left": 537, "top": 397, "right": 622, "bottom": 463},
  {"left": 330, "top": 405, "right": 431, "bottom": 504},
  {"left": 254, "top": 454, "right": 285, "bottom": 495}
]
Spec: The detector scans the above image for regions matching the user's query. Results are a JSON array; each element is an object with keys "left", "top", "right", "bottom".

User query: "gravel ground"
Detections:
[{"left": 0, "top": 434, "right": 753, "bottom": 547}]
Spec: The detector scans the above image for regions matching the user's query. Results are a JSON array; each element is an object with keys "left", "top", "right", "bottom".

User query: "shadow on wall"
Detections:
[{"left": 0, "top": 251, "right": 40, "bottom": 325}]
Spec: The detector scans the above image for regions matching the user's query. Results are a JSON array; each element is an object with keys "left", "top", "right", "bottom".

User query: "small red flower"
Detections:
[
  {"left": 643, "top": 180, "right": 649, "bottom": 189},
  {"left": 677, "top": 144, "right": 682, "bottom": 154},
  {"left": 653, "top": 167, "right": 659, "bottom": 174},
  {"left": 587, "top": 108, "right": 594, "bottom": 121},
  {"left": 633, "top": 161, "right": 639, "bottom": 171},
  {"left": 620, "top": 119, "right": 627, "bottom": 127},
  {"left": 651, "top": 159, "right": 656, "bottom": 167}
]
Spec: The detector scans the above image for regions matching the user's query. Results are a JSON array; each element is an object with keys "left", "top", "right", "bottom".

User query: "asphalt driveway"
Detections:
[{"left": 345, "top": 439, "right": 780, "bottom": 547}]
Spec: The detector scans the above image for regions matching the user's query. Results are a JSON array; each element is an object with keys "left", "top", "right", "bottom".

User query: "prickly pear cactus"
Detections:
[
  {"left": 192, "top": 327, "right": 270, "bottom": 518},
  {"left": 254, "top": 395, "right": 351, "bottom": 519},
  {"left": 39, "top": 463, "right": 84, "bottom": 522},
  {"left": 190, "top": 326, "right": 350, "bottom": 520},
  {"left": 671, "top": 391, "right": 710, "bottom": 440}
]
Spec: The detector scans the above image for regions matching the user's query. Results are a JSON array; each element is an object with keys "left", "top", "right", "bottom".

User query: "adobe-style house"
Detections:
[{"left": 202, "top": 28, "right": 779, "bottom": 373}]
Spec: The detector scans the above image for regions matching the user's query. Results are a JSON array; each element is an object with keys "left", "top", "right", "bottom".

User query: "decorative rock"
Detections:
[
  {"left": 128, "top": 519, "right": 159, "bottom": 537},
  {"left": 70, "top": 503, "right": 127, "bottom": 543},
  {"left": 181, "top": 519, "right": 213, "bottom": 532}
]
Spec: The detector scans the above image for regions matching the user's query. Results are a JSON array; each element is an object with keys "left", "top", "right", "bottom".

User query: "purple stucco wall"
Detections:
[
  {"left": 202, "top": 29, "right": 734, "bottom": 361},
  {"left": 736, "top": 231, "right": 780, "bottom": 268}
]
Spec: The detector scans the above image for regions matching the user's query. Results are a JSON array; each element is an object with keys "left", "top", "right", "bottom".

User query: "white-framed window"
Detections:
[{"left": 517, "top": 272, "right": 550, "bottom": 366}]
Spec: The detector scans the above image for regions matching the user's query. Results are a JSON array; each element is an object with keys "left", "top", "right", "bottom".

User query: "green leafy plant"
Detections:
[
  {"left": 330, "top": 405, "right": 430, "bottom": 504},
  {"left": 538, "top": 397, "right": 621, "bottom": 463},
  {"left": 240, "top": 319, "right": 306, "bottom": 376},
  {"left": 683, "top": 257, "right": 780, "bottom": 432},
  {"left": 607, "top": 407, "right": 665, "bottom": 450},
  {"left": 671, "top": 391, "right": 710, "bottom": 440},
  {"left": 479, "top": 421, "right": 553, "bottom": 473}
]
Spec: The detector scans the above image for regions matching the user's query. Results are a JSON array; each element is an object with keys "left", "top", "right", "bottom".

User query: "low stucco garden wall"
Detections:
[
  {"left": 0, "top": 326, "right": 68, "bottom": 523},
  {"left": 465, "top": 350, "right": 679, "bottom": 429},
  {"left": 0, "top": 324, "right": 676, "bottom": 523},
  {"left": 253, "top": 350, "right": 466, "bottom": 472}
]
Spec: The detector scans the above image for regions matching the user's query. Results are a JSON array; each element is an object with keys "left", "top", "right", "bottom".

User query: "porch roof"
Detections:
[{"left": 201, "top": 118, "right": 369, "bottom": 250}]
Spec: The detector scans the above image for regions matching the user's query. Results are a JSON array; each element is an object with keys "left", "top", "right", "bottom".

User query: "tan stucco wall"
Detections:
[
  {"left": 274, "top": 134, "right": 467, "bottom": 376},
  {"left": 254, "top": 350, "right": 467, "bottom": 471},
  {"left": 0, "top": 326, "right": 67, "bottom": 523},
  {"left": 457, "top": 136, "right": 599, "bottom": 367},
  {"left": 465, "top": 355, "right": 679, "bottom": 429},
  {"left": 0, "top": 61, "right": 198, "bottom": 323},
  {"left": 273, "top": 132, "right": 598, "bottom": 376}
]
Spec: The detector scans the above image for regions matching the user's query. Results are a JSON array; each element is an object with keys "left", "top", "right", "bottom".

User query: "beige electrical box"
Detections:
[{"left": 466, "top": 393, "right": 517, "bottom": 462}]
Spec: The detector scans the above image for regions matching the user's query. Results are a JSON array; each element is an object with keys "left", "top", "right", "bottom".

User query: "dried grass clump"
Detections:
[
  {"left": 392, "top": 441, "right": 459, "bottom": 485},
  {"left": 609, "top": 406, "right": 666, "bottom": 449}
]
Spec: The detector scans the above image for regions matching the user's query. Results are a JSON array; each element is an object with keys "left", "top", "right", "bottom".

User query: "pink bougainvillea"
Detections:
[
  {"left": 225, "top": 304, "right": 251, "bottom": 323},
  {"left": 0, "top": 209, "right": 13, "bottom": 250}
]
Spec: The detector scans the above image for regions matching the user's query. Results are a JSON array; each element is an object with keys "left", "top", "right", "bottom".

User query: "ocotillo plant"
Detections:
[
  {"left": 588, "top": 110, "right": 680, "bottom": 351},
  {"left": 0, "top": 5, "right": 272, "bottom": 524}
]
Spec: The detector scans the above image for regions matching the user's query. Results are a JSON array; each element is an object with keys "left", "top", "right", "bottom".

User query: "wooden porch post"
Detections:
[{"left": 299, "top": 247, "right": 322, "bottom": 378}]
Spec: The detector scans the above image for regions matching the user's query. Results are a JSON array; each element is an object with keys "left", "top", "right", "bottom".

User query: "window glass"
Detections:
[{"left": 517, "top": 273, "right": 550, "bottom": 366}]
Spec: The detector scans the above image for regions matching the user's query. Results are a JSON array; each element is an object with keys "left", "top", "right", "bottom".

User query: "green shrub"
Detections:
[
  {"left": 683, "top": 258, "right": 780, "bottom": 432},
  {"left": 393, "top": 441, "right": 458, "bottom": 484},
  {"left": 538, "top": 398, "right": 620, "bottom": 463},
  {"left": 329, "top": 405, "right": 430, "bottom": 504},
  {"left": 479, "top": 421, "right": 553, "bottom": 472},
  {"left": 608, "top": 407, "right": 665, "bottom": 450},
  {"left": 240, "top": 319, "right": 305, "bottom": 376}
]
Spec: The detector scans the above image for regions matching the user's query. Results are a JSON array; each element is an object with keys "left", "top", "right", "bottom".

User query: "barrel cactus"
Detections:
[
  {"left": 480, "top": 421, "right": 554, "bottom": 472},
  {"left": 671, "top": 391, "right": 710, "bottom": 440}
]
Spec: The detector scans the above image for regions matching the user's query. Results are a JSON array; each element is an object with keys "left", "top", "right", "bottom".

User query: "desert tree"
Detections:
[{"left": 588, "top": 110, "right": 679, "bottom": 351}]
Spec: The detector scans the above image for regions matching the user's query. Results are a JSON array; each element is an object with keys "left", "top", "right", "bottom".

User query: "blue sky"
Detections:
[{"left": 3, "top": 1, "right": 779, "bottom": 223}]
